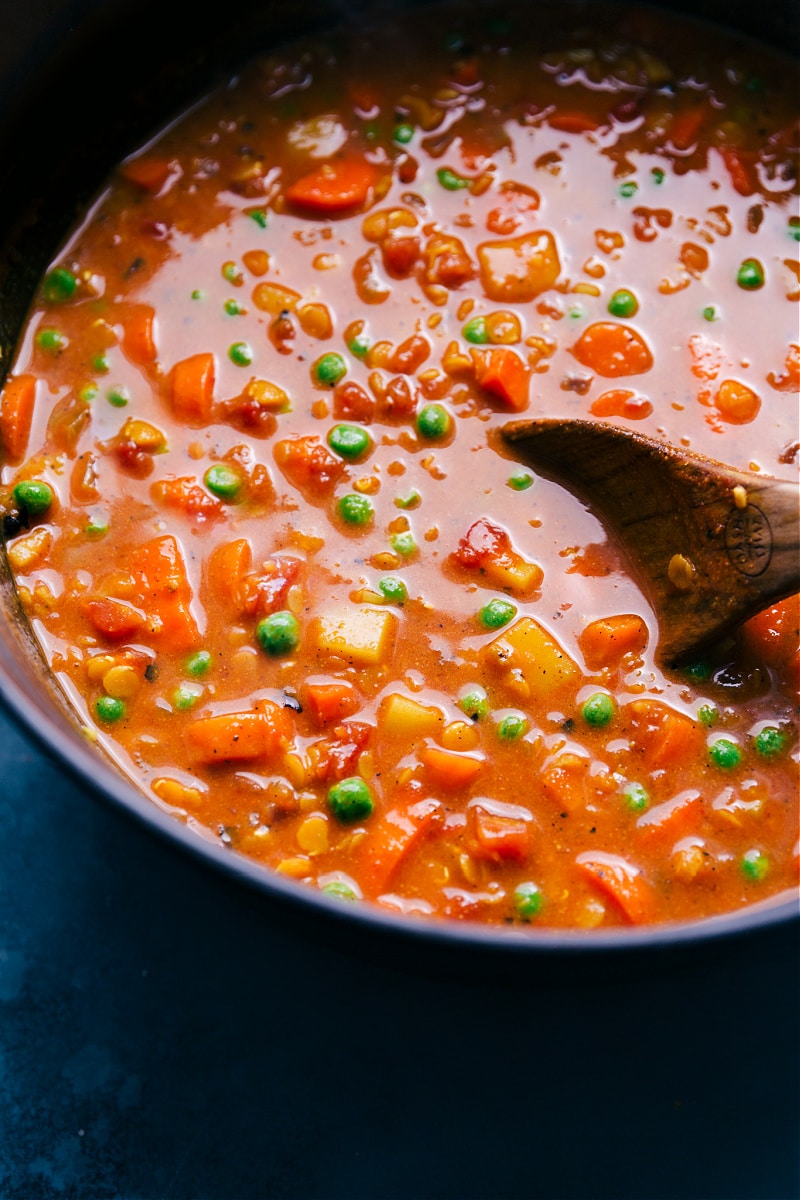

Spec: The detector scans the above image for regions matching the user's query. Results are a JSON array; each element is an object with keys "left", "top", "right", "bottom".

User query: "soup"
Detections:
[{"left": 1, "top": 1, "right": 797, "bottom": 927}]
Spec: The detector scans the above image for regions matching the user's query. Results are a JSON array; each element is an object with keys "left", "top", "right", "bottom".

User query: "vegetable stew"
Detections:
[{"left": 1, "top": 1, "right": 797, "bottom": 928}]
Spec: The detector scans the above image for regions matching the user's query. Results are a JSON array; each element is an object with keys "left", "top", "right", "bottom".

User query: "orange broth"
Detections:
[{"left": 1, "top": 1, "right": 798, "bottom": 927}]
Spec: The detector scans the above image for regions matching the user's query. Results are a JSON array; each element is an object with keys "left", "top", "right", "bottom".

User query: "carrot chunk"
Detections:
[
  {"left": 129, "top": 535, "right": 200, "bottom": 652},
  {"left": 151, "top": 476, "right": 224, "bottom": 522},
  {"left": 579, "top": 614, "right": 649, "bottom": 671},
  {"left": 285, "top": 158, "right": 379, "bottom": 214},
  {"left": 186, "top": 705, "right": 293, "bottom": 764},
  {"left": 471, "top": 347, "right": 531, "bottom": 411},
  {"left": 468, "top": 807, "right": 532, "bottom": 862},
  {"left": 624, "top": 699, "right": 703, "bottom": 771},
  {"left": 421, "top": 744, "right": 484, "bottom": 790},
  {"left": 572, "top": 322, "right": 653, "bottom": 377},
  {"left": 121, "top": 305, "right": 158, "bottom": 365},
  {"left": 0, "top": 374, "right": 36, "bottom": 462},
  {"left": 171, "top": 352, "right": 216, "bottom": 423},
  {"left": 81, "top": 596, "right": 146, "bottom": 640},
  {"left": 635, "top": 788, "right": 703, "bottom": 844},
  {"left": 304, "top": 679, "right": 360, "bottom": 726},
  {"left": 576, "top": 852, "right": 656, "bottom": 923},
  {"left": 206, "top": 538, "right": 253, "bottom": 608},
  {"left": 357, "top": 798, "right": 441, "bottom": 895},
  {"left": 119, "top": 156, "right": 174, "bottom": 193}
]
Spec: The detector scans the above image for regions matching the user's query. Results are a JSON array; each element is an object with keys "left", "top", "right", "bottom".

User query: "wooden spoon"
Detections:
[{"left": 501, "top": 418, "right": 800, "bottom": 666}]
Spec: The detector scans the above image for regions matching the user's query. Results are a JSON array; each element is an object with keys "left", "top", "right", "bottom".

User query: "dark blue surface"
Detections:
[{"left": 0, "top": 699, "right": 798, "bottom": 1200}]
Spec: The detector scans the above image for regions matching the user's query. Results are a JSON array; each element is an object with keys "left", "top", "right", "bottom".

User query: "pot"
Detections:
[{"left": 0, "top": 0, "right": 797, "bottom": 982}]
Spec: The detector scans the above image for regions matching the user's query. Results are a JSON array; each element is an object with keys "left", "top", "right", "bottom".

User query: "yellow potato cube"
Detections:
[
  {"left": 379, "top": 692, "right": 444, "bottom": 740},
  {"left": 483, "top": 616, "right": 579, "bottom": 697},
  {"left": 311, "top": 606, "right": 397, "bottom": 666}
]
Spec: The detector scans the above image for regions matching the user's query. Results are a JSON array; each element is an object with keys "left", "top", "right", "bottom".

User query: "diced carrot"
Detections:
[
  {"left": 741, "top": 597, "right": 800, "bottom": 694},
  {"left": 186, "top": 704, "right": 292, "bottom": 765},
  {"left": 714, "top": 379, "right": 761, "bottom": 424},
  {"left": 304, "top": 679, "right": 360, "bottom": 725},
  {"left": 635, "top": 788, "right": 703, "bottom": 845},
  {"left": 471, "top": 347, "right": 531, "bottom": 410},
  {"left": 719, "top": 147, "right": 757, "bottom": 197},
  {"left": 121, "top": 305, "right": 158, "bottom": 365},
  {"left": 170, "top": 352, "right": 216, "bottom": 423},
  {"left": 206, "top": 538, "right": 253, "bottom": 608},
  {"left": 468, "top": 807, "right": 532, "bottom": 862},
  {"left": 576, "top": 852, "right": 656, "bottom": 924},
  {"left": 128, "top": 535, "right": 200, "bottom": 652},
  {"left": 151, "top": 476, "right": 223, "bottom": 523},
  {"left": 589, "top": 388, "right": 653, "bottom": 420},
  {"left": 274, "top": 436, "right": 345, "bottom": 501},
  {"left": 81, "top": 596, "right": 146, "bottom": 640},
  {"left": 450, "top": 517, "right": 543, "bottom": 593},
  {"left": 285, "top": 157, "right": 379, "bottom": 214},
  {"left": 668, "top": 105, "right": 706, "bottom": 152},
  {"left": 311, "top": 721, "right": 372, "bottom": 782},
  {"left": 421, "top": 744, "right": 484, "bottom": 790},
  {"left": 579, "top": 614, "right": 649, "bottom": 671},
  {"left": 0, "top": 374, "right": 36, "bottom": 462},
  {"left": 356, "top": 798, "right": 441, "bottom": 895},
  {"left": 624, "top": 699, "right": 703, "bottom": 771},
  {"left": 572, "top": 322, "right": 653, "bottom": 377},
  {"left": 119, "top": 156, "right": 174, "bottom": 193},
  {"left": 548, "top": 111, "right": 599, "bottom": 134},
  {"left": 541, "top": 752, "right": 590, "bottom": 812}
]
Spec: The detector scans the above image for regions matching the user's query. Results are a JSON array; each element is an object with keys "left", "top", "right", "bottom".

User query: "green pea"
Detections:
[
  {"left": 43, "top": 267, "right": 77, "bottom": 304},
  {"left": 378, "top": 577, "right": 407, "bottom": 604},
  {"left": 479, "top": 598, "right": 516, "bottom": 629},
  {"left": 393, "top": 123, "right": 414, "bottom": 144},
  {"left": 327, "top": 424, "right": 371, "bottom": 460},
  {"left": 337, "top": 493, "right": 373, "bottom": 526},
  {"left": 697, "top": 704, "right": 718, "bottom": 727},
  {"left": 249, "top": 209, "right": 268, "bottom": 228},
  {"left": 702, "top": 305, "right": 719, "bottom": 322},
  {"left": 173, "top": 682, "right": 202, "bottom": 711},
  {"left": 514, "top": 881, "right": 544, "bottom": 921},
  {"left": 256, "top": 610, "right": 300, "bottom": 656},
  {"left": 95, "top": 696, "right": 125, "bottom": 723},
  {"left": 92, "top": 353, "right": 110, "bottom": 373},
  {"left": 416, "top": 403, "right": 451, "bottom": 440},
  {"left": 607, "top": 288, "right": 638, "bottom": 318},
  {"left": 618, "top": 180, "right": 638, "bottom": 198},
  {"left": 753, "top": 726, "right": 786, "bottom": 759},
  {"left": 13, "top": 480, "right": 53, "bottom": 518},
  {"left": 321, "top": 880, "right": 358, "bottom": 901},
  {"left": 222, "top": 262, "right": 241, "bottom": 283},
  {"left": 394, "top": 489, "right": 420, "bottom": 510},
  {"left": 459, "top": 687, "right": 488, "bottom": 721},
  {"left": 737, "top": 258, "right": 764, "bottom": 290},
  {"left": 36, "top": 327, "right": 67, "bottom": 354},
  {"left": 107, "top": 386, "right": 129, "bottom": 408},
  {"left": 204, "top": 464, "right": 243, "bottom": 501},
  {"left": 185, "top": 650, "right": 212, "bottom": 678},
  {"left": 497, "top": 712, "right": 528, "bottom": 741},
  {"left": 224, "top": 299, "right": 244, "bottom": 315},
  {"left": 327, "top": 776, "right": 374, "bottom": 823},
  {"left": 788, "top": 218, "right": 800, "bottom": 243},
  {"left": 507, "top": 472, "right": 533, "bottom": 491},
  {"left": 684, "top": 660, "right": 711, "bottom": 682},
  {"left": 462, "top": 316, "right": 489, "bottom": 344},
  {"left": 568, "top": 303, "right": 585, "bottom": 320},
  {"left": 348, "top": 334, "right": 370, "bottom": 358},
  {"left": 582, "top": 692, "right": 615, "bottom": 727},
  {"left": 708, "top": 737, "right": 742, "bottom": 770},
  {"left": 741, "top": 848, "right": 769, "bottom": 882},
  {"left": 190, "top": 289, "right": 205, "bottom": 301},
  {"left": 622, "top": 782, "right": 650, "bottom": 813},
  {"left": 651, "top": 167, "right": 666, "bottom": 184},
  {"left": 315, "top": 352, "right": 347, "bottom": 387},
  {"left": 228, "top": 341, "right": 253, "bottom": 366},
  {"left": 78, "top": 384, "right": 99, "bottom": 404},
  {"left": 390, "top": 531, "right": 417, "bottom": 557},
  {"left": 437, "top": 167, "right": 470, "bottom": 191},
  {"left": 85, "top": 515, "right": 108, "bottom": 539}
]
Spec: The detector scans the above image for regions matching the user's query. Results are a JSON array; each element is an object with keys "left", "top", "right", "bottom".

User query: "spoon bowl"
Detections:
[{"left": 501, "top": 418, "right": 800, "bottom": 665}]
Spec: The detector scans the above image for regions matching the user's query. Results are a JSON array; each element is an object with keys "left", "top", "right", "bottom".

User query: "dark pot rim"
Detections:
[{"left": 0, "top": 0, "right": 797, "bottom": 976}]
